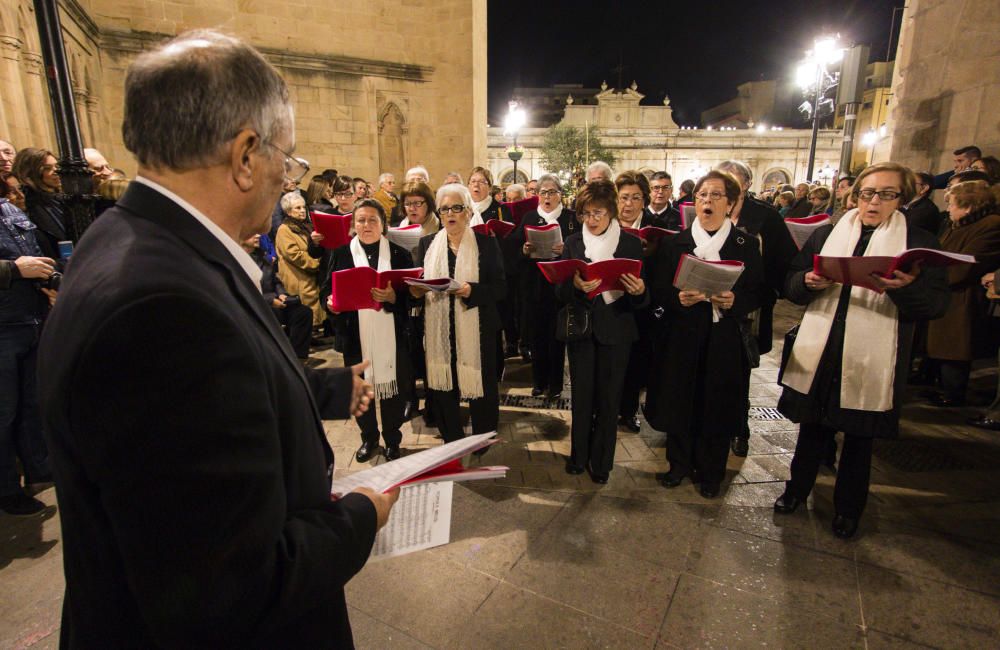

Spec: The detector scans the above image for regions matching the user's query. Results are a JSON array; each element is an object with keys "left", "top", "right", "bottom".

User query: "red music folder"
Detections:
[
  {"left": 813, "top": 249, "right": 975, "bottom": 294},
  {"left": 621, "top": 226, "right": 678, "bottom": 242},
  {"left": 311, "top": 211, "right": 353, "bottom": 250},
  {"left": 329, "top": 266, "right": 424, "bottom": 312},
  {"left": 472, "top": 219, "right": 516, "bottom": 238},
  {"left": 500, "top": 195, "right": 539, "bottom": 226},
  {"left": 537, "top": 258, "right": 643, "bottom": 299}
]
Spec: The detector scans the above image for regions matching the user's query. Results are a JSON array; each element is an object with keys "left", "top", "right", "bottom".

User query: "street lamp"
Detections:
[
  {"left": 504, "top": 100, "right": 527, "bottom": 185},
  {"left": 796, "top": 36, "right": 844, "bottom": 182}
]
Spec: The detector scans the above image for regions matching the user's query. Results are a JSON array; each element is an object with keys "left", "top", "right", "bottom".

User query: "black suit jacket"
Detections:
[
  {"left": 903, "top": 195, "right": 944, "bottom": 235},
  {"left": 642, "top": 206, "right": 682, "bottom": 231},
  {"left": 555, "top": 230, "right": 649, "bottom": 345},
  {"left": 37, "top": 182, "right": 377, "bottom": 648}
]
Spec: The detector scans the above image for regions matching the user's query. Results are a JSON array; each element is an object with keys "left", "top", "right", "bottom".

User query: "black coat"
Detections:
[
  {"left": 22, "top": 185, "right": 68, "bottom": 264},
  {"left": 777, "top": 223, "right": 950, "bottom": 437},
  {"left": 902, "top": 195, "right": 944, "bottom": 235},
  {"left": 37, "top": 182, "right": 376, "bottom": 648},
  {"left": 785, "top": 196, "right": 812, "bottom": 219},
  {"left": 329, "top": 241, "right": 414, "bottom": 385},
  {"left": 645, "top": 227, "right": 765, "bottom": 434},
  {"left": 642, "top": 206, "right": 682, "bottom": 231},
  {"left": 554, "top": 230, "right": 649, "bottom": 345}
]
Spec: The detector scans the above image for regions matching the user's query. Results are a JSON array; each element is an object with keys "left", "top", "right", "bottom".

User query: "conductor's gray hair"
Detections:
[{"left": 122, "top": 29, "right": 292, "bottom": 170}]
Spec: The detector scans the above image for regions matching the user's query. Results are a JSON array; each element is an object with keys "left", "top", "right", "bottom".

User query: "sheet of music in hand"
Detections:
[
  {"left": 386, "top": 224, "right": 424, "bottom": 253},
  {"left": 524, "top": 224, "right": 564, "bottom": 259},
  {"left": 404, "top": 277, "right": 463, "bottom": 292},
  {"left": 784, "top": 214, "right": 831, "bottom": 249},
  {"left": 813, "top": 248, "right": 976, "bottom": 294},
  {"left": 369, "top": 481, "right": 454, "bottom": 560},
  {"left": 672, "top": 253, "right": 745, "bottom": 296}
]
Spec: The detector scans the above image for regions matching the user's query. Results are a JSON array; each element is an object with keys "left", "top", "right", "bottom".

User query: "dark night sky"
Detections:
[{"left": 487, "top": 0, "right": 905, "bottom": 126}]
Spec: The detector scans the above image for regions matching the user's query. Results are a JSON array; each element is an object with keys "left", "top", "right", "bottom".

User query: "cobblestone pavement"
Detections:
[{"left": 3, "top": 302, "right": 999, "bottom": 648}]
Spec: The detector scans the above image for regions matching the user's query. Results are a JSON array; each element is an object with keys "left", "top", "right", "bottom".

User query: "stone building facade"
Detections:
[{"left": 0, "top": 0, "right": 487, "bottom": 183}]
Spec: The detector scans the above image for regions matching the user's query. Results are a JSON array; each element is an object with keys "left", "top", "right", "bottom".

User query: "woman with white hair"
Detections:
[
  {"left": 275, "top": 191, "right": 323, "bottom": 326},
  {"left": 405, "top": 166, "right": 430, "bottom": 184},
  {"left": 410, "top": 183, "right": 506, "bottom": 442},
  {"left": 586, "top": 160, "right": 614, "bottom": 183}
]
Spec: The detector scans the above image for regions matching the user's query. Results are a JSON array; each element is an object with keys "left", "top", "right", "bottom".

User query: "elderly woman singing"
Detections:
[{"left": 775, "top": 162, "right": 949, "bottom": 539}]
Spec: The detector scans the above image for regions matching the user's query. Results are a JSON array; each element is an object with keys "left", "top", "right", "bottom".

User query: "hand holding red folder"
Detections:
[
  {"left": 813, "top": 248, "right": 975, "bottom": 294},
  {"left": 537, "top": 258, "right": 643, "bottom": 298},
  {"left": 472, "top": 219, "right": 516, "bottom": 238},
  {"left": 329, "top": 266, "right": 424, "bottom": 312},
  {"left": 311, "top": 211, "right": 353, "bottom": 250},
  {"left": 499, "top": 195, "right": 539, "bottom": 226}
]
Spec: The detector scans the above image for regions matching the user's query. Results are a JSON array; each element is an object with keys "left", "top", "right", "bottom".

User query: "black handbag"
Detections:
[
  {"left": 777, "top": 324, "right": 800, "bottom": 384},
  {"left": 555, "top": 302, "right": 592, "bottom": 342},
  {"left": 738, "top": 318, "right": 761, "bottom": 369}
]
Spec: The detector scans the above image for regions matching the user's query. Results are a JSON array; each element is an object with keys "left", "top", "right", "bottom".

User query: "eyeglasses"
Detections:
[
  {"left": 619, "top": 193, "right": 644, "bottom": 203},
  {"left": 579, "top": 210, "right": 609, "bottom": 221},
  {"left": 355, "top": 217, "right": 382, "bottom": 226},
  {"left": 695, "top": 191, "right": 726, "bottom": 202},
  {"left": 439, "top": 204, "right": 467, "bottom": 214},
  {"left": 856, "top": 189, "right": 901, "bottom": 202},
  {"left": 468, "top": 178, "right": 489, "bottom": 186},
  {"left": 404, "top": 200, "right": 426, "bottom": 209},
  {"left": 334, "top": 190, "right": 355, "bottom": 199},
  {"left": 538, "top": 189, "right": 561, "bottom": 197},
  {"left": 264, "top": 142, "right": 310, "bottom": 183},
  {"left": 650, "top": 185, "right": 673, "bottom": 192}
]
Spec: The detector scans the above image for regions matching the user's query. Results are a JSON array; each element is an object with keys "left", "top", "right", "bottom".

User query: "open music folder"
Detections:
[{"left": 813, "top": 248, "right": 975, "bottom": 293}]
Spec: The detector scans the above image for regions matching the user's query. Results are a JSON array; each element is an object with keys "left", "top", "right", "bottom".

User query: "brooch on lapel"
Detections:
[{"left": 736, "top": 236, "right": 745, "bottom": 245}]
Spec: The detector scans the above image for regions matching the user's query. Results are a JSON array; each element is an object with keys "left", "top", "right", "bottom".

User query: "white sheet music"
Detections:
[
  {"left": 403, "top": 277, "right": 463, "bottom": 292},
  {"left": 370, "top": 482, "right": 452, "bottom": 560},
  {"left": 387, "top": 226, "right": 424, "bottom": 253},
  {"left": 526, "top": 227, "right": 564, "bottom": 259},
  {"left": 673, "top": 255, "right": 745, "bottom": 296}
]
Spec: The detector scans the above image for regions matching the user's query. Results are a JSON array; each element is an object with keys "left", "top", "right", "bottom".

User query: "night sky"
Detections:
[{"left": 487, "top": 0, "right": 905, "bottom": 126}]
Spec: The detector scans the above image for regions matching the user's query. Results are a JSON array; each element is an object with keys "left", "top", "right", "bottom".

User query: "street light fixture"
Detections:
[
  {"left": 797, "top": 35, "right": 844, "bottom": 182},
  {"left": 504, "top": 100, "right": 527, "bottom": 185}
]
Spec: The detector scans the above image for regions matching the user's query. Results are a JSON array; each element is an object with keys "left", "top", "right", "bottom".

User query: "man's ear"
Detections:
[{"left": 231, "top": 128, "right": 260, "bottom": 192}]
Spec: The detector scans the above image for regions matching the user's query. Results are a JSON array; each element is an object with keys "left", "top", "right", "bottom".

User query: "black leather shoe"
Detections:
[
  {"left": 659, "top": 471, "right": 687, "bottom": 488},
  {"left": 383, "top": 444, "right": 401, "bottom": 461},
  {"left": 928, "top": 394, "right": 965, "bottom": 408},
  {"left": 402, "top": 400, "right": 418, "bottom": 421},
  {"left": 699, "top": 482, "right": 720, "bottom": 499},
  {"left": 0, "top": 493, "right": 46, "bottom": 516},
  {"left": 967, "top": 415, "right": 1000, "bottom": 431},
  {"left": 773, "top": 492, "right": 802, "bottom": 514},
  {"left": 832, "top": 515, "right": 859, "bottom": 539},
  {"left": 565, "top": 460, "right": 585, "bottom": 475},
  {"left": 531, "top": 387, "right": 545, "bottom": 397},
  {"left": 355, "top": 442, "right": 376, "bottom": 463},
  {"left": 619, "top": 416, "right": 641, "bottom": 433},
  {"left": 587, "top": 466, "right": 609, "bottom": 484},
  {"left": 547, "top": 390, "right": 562, "bottom": 401},
  {"left": 731, "top": 436, "right": 749, "bottom": 457}
]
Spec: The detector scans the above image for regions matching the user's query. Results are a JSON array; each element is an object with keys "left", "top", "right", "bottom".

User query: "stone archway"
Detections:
[
  {"left": 761, "top": 168, "right": 791, "bottom": 190},
  {"left": 500, "top": 168, "right": 528, "bottom": 185},
  {"left": 377, "top": 102, "right": 407, "bottom": 180}
]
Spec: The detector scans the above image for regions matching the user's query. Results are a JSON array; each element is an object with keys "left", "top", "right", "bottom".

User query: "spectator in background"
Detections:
[
  {"left": 505, "top": 183, "right": 525, "bottom": 202},
  {"left": 785, "top": 183, "right": 812, "bottom": 218},
  {"left": 1, "top": 171, "right": 26, "bottom": 211},
  {"left": 525, "top": 178, "right": 538, "bottom": 197},
  {"left": 11, "top": 148, "right": 67, "bottom": 263},
  {"left": 443, "top": 171, "right": 464, "bottom": 185},
  {"left": 275, "top": 191, "right": 323, "bottom": 327},
  {"left": 831, "top": 176, "right": 855, "bottom": 222},
  {"left": 970, "top": 156, "right": 1000, "bottom": 185},
  {"left": 97, "top": 177, "right": 130, "bottom": 203},
  {"left": 353, "top": 177, "right": 368, "bottom": 201},
  {"left": 0, "top": 139, "right": 15, "bottom": 173},
  {"left": 242, "top": 233, "right": 312, "bottom": 361},
  {"left": 84, "top": 148, "right": 114, "bottom": 182},
  {"left": 676, "top": 179, "right": 695, "bottom": 206},
  {"left": 270, "top": 176, "right": 302, "bottom": 237},
  {"left": 808, "top": 187, "right": 831, "bottom": 215},
  {"left": 373, "top": 172, "right": 398, "bottom": 223},
  {"left": 304, "top": 174, "right": 332, "bottom": 212},
  {"left": 405, "top": 165, "right": 429, "bottom": 184},
  {"left": 932, "top": 145, "right": 981, "bottom": 189},
  {"left": 586, "top": 161, "right": 613, "bottom": 183},
  {"left": 902, "top": 172, "right": 942, "bottom": 234},
  {"left": 777, "top": 191, "right": 795, "bottom": 216}
]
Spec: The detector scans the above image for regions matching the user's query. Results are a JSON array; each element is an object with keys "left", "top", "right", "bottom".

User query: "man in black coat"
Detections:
[{"left": 36, "top": 30, "right": 397, "bottom": 648}]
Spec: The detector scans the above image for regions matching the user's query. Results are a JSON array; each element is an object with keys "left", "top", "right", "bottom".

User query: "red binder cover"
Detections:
[
  {"left": 311, "top": 211, "right": 352, "bottom": 250},
  {"left": 472, "top": 219, "right": 516, "bottom": 238},
  {"left": 813, "top": 248, "right": 975, "bottom": 294},
  {"left": 621, "top": 226, "right": 678, "bottom": 242},
  {"left": 537, "top": 258, "right": 643, "bottom": 299},
  {"left": 329, "top": 266, "right": 424, "bottom": 312},
  {"left": 500, "top": 195, "right": 539, "bottom": 226}
]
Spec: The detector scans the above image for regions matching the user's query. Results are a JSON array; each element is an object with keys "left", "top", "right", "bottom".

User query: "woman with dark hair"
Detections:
[
  {"left": 902, "top": 171, "right": 943, "bottom": 234},
  {"left": 776, "top": 162, "right": 949, "bottom": 538},
  {"left": 970, "top": 155, "right": 1000, "bottom": 184},
  {"left": 557, "top": 180, "right": 647, "bottom": 484},
  {"left": 304, "top": 175, "right": 333, "bottom": 212},
  {"left": 398, "top": 181, "right": 440, "bottom": 236},
  {"left": 11, "top": 148, "right": 66, "bottom": 262},
  {"left": 330, "top": 200, "right": 414, "bottom": 462},
  {"left": 646, "top": 170, "right": 764, "bottom": 498},
  {"left": 1, "top": 172, "right": 26, "bottom": 212}
]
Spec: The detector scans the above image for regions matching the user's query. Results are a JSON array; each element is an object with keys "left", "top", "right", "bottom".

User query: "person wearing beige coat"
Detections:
[{"left": 275, "top": 192, "right": 323, "bottom": 326}]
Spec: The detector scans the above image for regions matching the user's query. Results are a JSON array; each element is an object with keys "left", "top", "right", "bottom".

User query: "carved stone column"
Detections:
[{"left": 21, "top": 51, "right": 53, "bottom": 148}]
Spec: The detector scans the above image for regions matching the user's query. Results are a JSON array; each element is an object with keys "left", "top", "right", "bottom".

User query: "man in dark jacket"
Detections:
[
  {"left": 903, "top": 172, "right": 944, "bottom": 234},
  {"left": 36, "top": 30, "right": 397, "bottom": 648}
]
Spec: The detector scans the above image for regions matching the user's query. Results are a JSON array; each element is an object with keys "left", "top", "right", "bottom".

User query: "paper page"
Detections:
[
  {"left": 673, "top": 254, "right": 744, "bottom": 296},
  {"left": 679, "top": 203, "right": 696, "bottom": 229},
  {"left": 525, "top": 226, "right": 564, "bottom": 259},
  {"left": 369, "top": 482, "right": 452, "bottom": 561},
  {"left": 404, "top": 277, "right": 463, "bottom": 292},
  {"left": 387, "top": 225, "right": 424, "bottom": 253},
  {"left": 785, "top": 216, "right": 830, "bottom": 249}
]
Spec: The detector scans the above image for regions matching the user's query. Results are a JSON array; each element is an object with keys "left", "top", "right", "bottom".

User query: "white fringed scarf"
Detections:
[
  {"left": 537, "top": 203, "right": 563, "bottom": 225},
  {"left": 470, "top": 196, "right": 490, "bottom": 226},
  {"left": 423, "top": 227, "right": 484, "bottom": 398},
  {"left": 781, "top": 208, "right": 907, "bottom": 411},
  {"left": 583, "top": 218, "right": 623, "bottom": 304},
  {"left": 690, "top": 216, "right": 733, "bottom": 322},
  {"left": 350, "top": 235, "right": 398, "bottom": 400}
]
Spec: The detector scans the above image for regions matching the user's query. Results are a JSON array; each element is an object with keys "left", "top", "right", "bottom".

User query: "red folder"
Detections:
[
  {"left": 621, "top": 226, "right": 678, "bottom": 242},
  {"left": 537, "top": 258, "right": 643, "bottom": 299},
  {"left": 311, "top": 211, "right": 352, "bottom": 250},
  {"left": 813, "top": 248, "right": 975, "bottom": 294},
  {"left": 472, "top": 219, "right": 516, "bottom": 238},
  {"left": 329, "top": 266, "right": 424, "bottom": 312},
  {"left": 500, "top": 195, "right": 539, "bottom": 226}
]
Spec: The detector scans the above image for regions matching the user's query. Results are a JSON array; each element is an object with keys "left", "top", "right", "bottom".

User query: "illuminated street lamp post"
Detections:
[
  {"left": 504, "top": 100, "right": 526, "bottom": 185},
  {"left": 796, "top": 36, "right": 844, "bottom": 182}
]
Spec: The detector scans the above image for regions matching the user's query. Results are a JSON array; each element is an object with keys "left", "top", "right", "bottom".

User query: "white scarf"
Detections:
[
  {"left": 582, "top": 218, "right": 623, "bottom": 304},
  {"left": 781, "top": 208, "right": 906, "bottom": 411},
  {"left": 690, "top": 216, "right": 733, "bottom": 322},
  {"left": 470, "top": 196, "right": 491, "bottom": 226},
  {"left": 423, "top": 227, "right": 483, "bottom": 398},
  {"left": 350, "top": 235, "right": 398, "bottom": 400},
  {"left": 537, "top": 203, "right": 563, "bottom": 225}
]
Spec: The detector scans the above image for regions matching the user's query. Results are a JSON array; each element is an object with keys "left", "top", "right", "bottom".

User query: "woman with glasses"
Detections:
[
  {"left": 275, "top": 192, "right": 324, "bottom": 326},
  {"left": 647, "top": 170, "right": 764, "bottom": 499},
  {"left": 410, "top": 183, "right": 506, "bottom": 442},
  {"left": 775, "top": 162, "right": 949, "bottom": 538},
  {"left": 557, "top": 180, "right": 647, "bottom": 484},
  {"left": 398, "top": 182, "right": 440, "bottom": 237},
  {"left": 329, "top": 200, "right": 415, "bottom": 463},
  {"left": 512, "top": 173, "right": 578, "bottom": 399},
  {"left": 11, "top": 148, "right": 66, "bottom": 263}
]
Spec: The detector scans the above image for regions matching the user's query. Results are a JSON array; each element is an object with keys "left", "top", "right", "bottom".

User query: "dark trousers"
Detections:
[
  {"left": 619, "top": 339, "right": 648, "bottom": 419},
  {"left": 938, "top": 359, "right": 971, "bottom": 401},
  {"left": 735, "top": 366, "right": 752, "bottom": 441},
  {"left": 0, "top": 325, "right": 49, "bottom": 496},
  {"left": 344, "top": 349, "right": 408, "bottom": 447},
  {"left": 274, "top": 302, "right": 312, "bottom": 359},
  {"left": 430, "top": 335, "right": 499, "bottom": 443},
  {"left": 530, "top": 308, "right": 565, "bottom": 394},
  {"left": 665, "top": 418, "right": 732, "bottom": 486},
  {"left": 787, "top": 422, "right": 873, "bottom": 519},
  {"left": 567, "top": 337, "right": 630, "bottom": 474}
]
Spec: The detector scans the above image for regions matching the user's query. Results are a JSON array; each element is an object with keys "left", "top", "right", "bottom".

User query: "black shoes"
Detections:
[
  {"left": 773, "top": 492, "right": 803, "bottom": 513},
  {"left": 384, "top": 444, "right": 401, "bottom": 461},
  {"left": 355, "top": 442, "right": 376, "bottom": 463},
  {"left": 548, "top": 390, "right": 562, "bottom": 401},
  {"left": 731, "top": 436, "right": 749, "bottom": 457},
  {"left": 619, "top": 416, "right": 641, "bottom": 433},
  {"left": 699, "top": 482, "right": 720, "bottom": 499},
  {"left": 531, "top": 387, "right": 545, "bottom": 397},
  {"left": 832, "top": 515, "right": 859, "bottom": 539},
  {"left": 967, "top": 415, "right": 1000, "bottom": 431},
  {"left": 659, "top": 471, "right": 687, "bottom": 488},
  {"left": 564, "top": 460, "right": 585, "bottom": 475},
  {"left": 927, "top": 394, "right": 965, "bottom": 408},
  {"left": 587, "top": 465, "right": 609, "bottom": 484},
  {"left": 402, "top": 400, "right": 419, "bottom": 421},
  {"left": 0, "top": 493, "right": 46, "bottom": 516}
]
